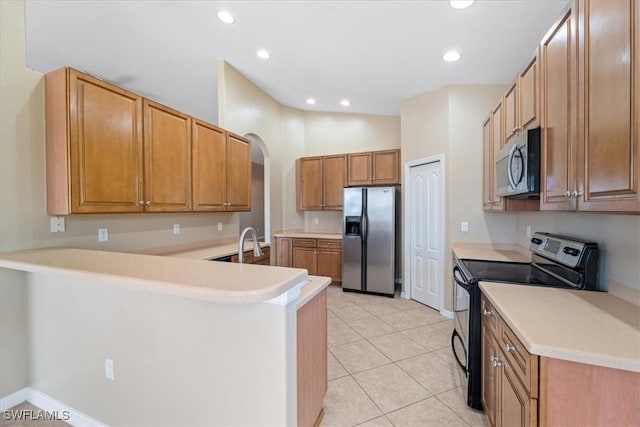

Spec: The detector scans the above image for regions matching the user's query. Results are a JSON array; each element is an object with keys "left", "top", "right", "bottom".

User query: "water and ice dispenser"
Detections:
[{"left": 345, "top": 216, "right": 361, "bottom": 236}]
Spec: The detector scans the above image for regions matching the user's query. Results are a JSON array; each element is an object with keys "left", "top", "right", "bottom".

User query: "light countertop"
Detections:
[
  {"left": 274, "top": 230, "right": 342, "bottom": 240},
  {"left": 0, "top": 247, "right": 307, "bottom": 305},
  {"left": 297, "top": 275, "right": 332, "bottom": 309},
  {"left": 480, "top": 282, "right": 640, "bottom": 373},
  {"left": 164, "top": 241, "right": 270, "bottom": 260},
  {"left": 452, "top": 242, "right": 531, "bottom": 263}
]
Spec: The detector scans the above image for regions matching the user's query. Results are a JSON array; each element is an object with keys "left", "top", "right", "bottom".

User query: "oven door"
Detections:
[{"left": 452, "top": 265, "right": 471, "bottom": 397}]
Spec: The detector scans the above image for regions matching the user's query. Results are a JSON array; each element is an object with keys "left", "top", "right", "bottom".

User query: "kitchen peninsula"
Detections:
[{"left": 0, "top": 247, "right": 330, "bottom": 426}]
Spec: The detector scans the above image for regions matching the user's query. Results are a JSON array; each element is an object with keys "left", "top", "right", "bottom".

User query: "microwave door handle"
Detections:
[{"left": 507, "top": 146, "right": 521, "bottom": 190}]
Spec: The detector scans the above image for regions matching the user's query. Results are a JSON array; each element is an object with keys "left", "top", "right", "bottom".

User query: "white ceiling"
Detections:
[{"left": 25, "top": 0, "right": 569, "bottom": 123}]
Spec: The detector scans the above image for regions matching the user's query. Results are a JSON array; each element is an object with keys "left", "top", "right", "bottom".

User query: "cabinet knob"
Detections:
[
  {"left": 571, "top": 190, "right": 583, "bottom": 198},
  {"left": 505, "top": 343, "right": 516, "bottom": 352},
  {"left": 491, "top": 356, "right": 503, "bottom": 368},
  {"left": 139, "top": 200, "right": 144, "bottom": 205},
  {"left": 482, "top": 309, "right": 493, "bottom": 317},
  {"left": 145, "top": 201, "right": 151, "bottom": 205},
  {"left": 565, "top": 191, "right": 571, "bottom": 197}
]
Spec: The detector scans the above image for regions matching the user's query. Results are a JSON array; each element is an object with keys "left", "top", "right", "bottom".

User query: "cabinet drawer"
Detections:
[
  {"left": 317, "top": 239, "right": 341, "bottom": 249},
  {"left": 481, "top": 295, "right": 499, "bottom": 339},
  {"left": 500, "top": 319, "right": 539, "bottom": 398},
  {"left": 293, "top": 238, "right": 317, "bottom": 248}
]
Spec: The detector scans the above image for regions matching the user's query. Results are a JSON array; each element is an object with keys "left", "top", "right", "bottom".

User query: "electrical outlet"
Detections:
[
  {"left": 105, "top": 358, "right": 114, "bottom": 380},
  {"left": 526, "top": 225, "right": 532, "bottom": 238},
  {"left": 314, "top": 217, "right": 319, "bottom": 225},
  {"left": 217, "top": 222, "right": 223, "bottom": 231},
  {"left": 173, "top": 224, "right": 180, "bottom": 235},
  {"left": 461, "top": 222, "right": 469, "bottom": 233},
  {"left": 50, "top": 216, "right": 65, "bottom": 233},
  {"left": 98, "top": 228, "right": 108, "bottom": 242}
]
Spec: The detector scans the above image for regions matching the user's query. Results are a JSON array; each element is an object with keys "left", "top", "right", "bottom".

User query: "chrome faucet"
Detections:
[{"left": 238, "top": 226, "right": 263, "bottom": 264}]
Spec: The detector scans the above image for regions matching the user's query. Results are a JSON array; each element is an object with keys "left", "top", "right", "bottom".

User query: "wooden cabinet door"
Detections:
[
  {"left": 347, "top": 152, "right": 372, "bottom": 186},
  {"left": 322, "top": 155, "right": 347, "bottom": 210},
  {"left": 297, "top": 289, "right": 327, "bottom": 427},
  {"left": 482, "top": 326, "right": 499, "bottom": 427},
  {"left": 499, "top": 361, "right": 536, "bottom": 427},
  {"left": 483, "top": 116, "right": 494, "bottom": 210},
  {"left": 226, "top": 133, "right": 251, "bottom": 211},
  {"left": 504, "top": 81, "right": 519, "bottom": 145},
  {"left": 317, "top": 249, "right": 342, "bottom": 283},
  {"left": 578, "top": 0, "right": 640, "bottom": 212},
  {"left": 540, "top": 6, "right": 578, "bottom": 211},
  {"left": 519, "top": 56, "right": 539, "bottom": 131},
  {"left": 491, "top": 102, "right": 505, "bottom": 209},
  {"left": 276, "top": 237, "right": 293, "bottom": 267},
  {"left": 372, "top": 149, "right": 400, "bottom": 184},
  {"left": 293, "top": 247, "right": 317, "bottom": 275},
  {"left": 192, "top": 120, "right": 226, "bottom": 211},
  {"left": 297, "top": 157, "right": 323, "bottom": 210},
  {"left": 143, "top": 100, "right": 192, "bottom": 212},
  {"left": 68, "top": 69, "right": 143, "bottom": 213}
]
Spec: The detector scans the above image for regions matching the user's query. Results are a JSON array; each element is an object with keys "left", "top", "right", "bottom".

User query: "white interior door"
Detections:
[{"left": 409, "top": 161, "right": 442, "bottom": 309}]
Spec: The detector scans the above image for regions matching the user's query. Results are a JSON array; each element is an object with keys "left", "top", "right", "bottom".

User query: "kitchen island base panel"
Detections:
[{"left": 539, "top": 357, "right": 640, "bottom": 426}]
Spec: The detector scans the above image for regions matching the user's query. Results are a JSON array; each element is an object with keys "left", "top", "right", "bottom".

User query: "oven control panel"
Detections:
[{"left": 529, "top": 232, "right": 586, "bottom": 268}]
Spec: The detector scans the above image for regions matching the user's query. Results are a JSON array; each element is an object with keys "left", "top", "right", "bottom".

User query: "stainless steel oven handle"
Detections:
[{"left": 451, "top": 329, "right": 467, "bottom": 372}]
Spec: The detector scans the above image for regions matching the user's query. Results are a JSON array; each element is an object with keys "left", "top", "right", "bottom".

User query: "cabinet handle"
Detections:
[
  {"left": 491, "top": 356, "right": 503, "bottom": 368},
  {"left": 565, "top": 191, "right": 571, "bottom": 197},
  {"left": 571, "top": 190, "right": 583, "bottom": 198},
  {"left": 145, "top": 201, "right": 151, "bottom": 205},
  {"left": 505, "top": 343, "right": 516, "bottom": 352},
  {"left": 482, "top": 308, "right": 493, "bottom": 317},
  {"left": 139, "top": 200, "right": 144, "bottom": 205}
]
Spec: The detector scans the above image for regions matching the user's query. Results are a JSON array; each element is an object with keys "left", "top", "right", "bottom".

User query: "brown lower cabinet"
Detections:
[
  {"left": 297, "top": 288, "right": 327, "bottom": 427},
  {"left": 276, "top": 237, "right": 342, "bottom": 284},
  {"left": 481, "top": 293, "right": 640, "bottom": 427},
  {"left": 229, "top": 246, "right": 270, "bottom": 265}
]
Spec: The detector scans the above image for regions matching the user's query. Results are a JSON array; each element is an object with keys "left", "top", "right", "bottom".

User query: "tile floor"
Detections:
[{"left": 321, "top": 284, "right": 488, "bottom": 427}]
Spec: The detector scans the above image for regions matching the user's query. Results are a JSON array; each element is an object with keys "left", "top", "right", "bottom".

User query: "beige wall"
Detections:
[
  {"left": 515, "top": 213, "right": 640, "bottom": 290},
  {"left": 28, "top": 273, "right": 296, "bottom": 425},
  {"left": 401, "top": 84, "right": 514, "bottom": 310},
  {"left": 239, "top": 163, "right": 266, "bottom": 239}
]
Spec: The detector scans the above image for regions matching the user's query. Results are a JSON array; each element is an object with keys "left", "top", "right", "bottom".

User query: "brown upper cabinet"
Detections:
[
  {"left": 541, "top": 0, "right": 639, "bottom": 213},
  {"left": 45, "top": 67, "right": 251, "bottom": 214},
  {"left": 143, "top": 100, "right": 192, "bottom": 212},
  {"left": 45, "top": 68, "right": 144, "bottom": 214},
  {"left": 503, "top": 80, "right": 519, "bottom": 146},
  {"left": 347, "top": 149, "right": 400, "bottom": 186},
  {"left": 519, "top": 55, "right": 540, "bottom": 132},
  {"left": 192, "top": 121, "right": 251, "bottom": 212},
  {"left": 296, "top": 155, "right": 346, "bottom": 211}
]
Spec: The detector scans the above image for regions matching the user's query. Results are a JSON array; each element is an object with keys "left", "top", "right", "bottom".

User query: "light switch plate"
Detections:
[
  {"left": 461, "top": 222, "right": 469, "bottom": 233},
  {"left": 173, "top": 224, "right": 180, "bottom": 235},
  {"left": 217, "top": 222, "right": 223, "bottom": 231},
  {"left": 50, "top": 216, "right": 65, "bottom": 233},
  {"left": 98, "top": 228, "right": 108, "bottom": 242}
]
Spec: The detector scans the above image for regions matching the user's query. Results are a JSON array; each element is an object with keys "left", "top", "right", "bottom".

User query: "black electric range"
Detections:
[{"left": 451, "top": 232, "right": 601, "bottom": 410}]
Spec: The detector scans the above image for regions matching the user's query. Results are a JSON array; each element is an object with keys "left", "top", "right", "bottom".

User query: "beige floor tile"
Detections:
[
  {"left": 353, "top": 364, "right": 431, "bottom": 413},
  {"left": 387, "top": 297, "right": 436, "bottom": 312},
  {"left": 355, "top": 416, "right": 393, "bottom": 427},
  {"left": 347, "top": 316, "right": 396, "bottom": 338},
  {"left": 328, "top": 350, "right": 349, "bottom": 380},
  {"left": 331, "top": 340, "right": 392, "bottom": 373},
  {"left": 437, "top": 387, "right": 490, "bottom": 427},
  {"left": 431, "top": 319, "right": 455, "bottom": 333},
  {"left": 401, "top": 325, "right": 451, "bottom": 351},
  {"left": 386, "top": 397, "right": 468, "bottom": 427},
  {"left": 345, "top": 292, "right": 393, "bottom": 305},
  {"left": 432, "top": 346, "right": 456, "bottom": 365},
  {"left": 330, "top": 302, "right": 373, "bottom": 322},
  {"left": 379, "top": 308, "right": 443, "bottom": 330},
  {"left": 320, "top": 376, "right": 382, "bottom": 427},
  {"left": 368, "top": 332, "right": 428, "bottom": 361},
  {"left": 328, "top": 322, "right": 363, "bottom": 348},
  {"left": 328, "top": 310, "right": 345, "bottom": 327},
  {"left": 396, "top": 353, "right": 460, "bottom": 394},
  {"left": 358, "top": 301, "right": 401, "bottom": 316}
]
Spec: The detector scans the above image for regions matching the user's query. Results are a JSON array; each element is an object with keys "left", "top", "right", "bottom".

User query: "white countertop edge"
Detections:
[
  {"left": 0, "top": 257, "right": 308, "bottom": 305},
  {"left": 296, "top": 276, "right": 332, "bottom": 309},
  {"left": 479, "top": 282, "right": 640, "bottom": 373}
]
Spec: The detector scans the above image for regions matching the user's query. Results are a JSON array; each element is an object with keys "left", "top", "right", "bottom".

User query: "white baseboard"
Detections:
[
  {"left": 1, "top": 387, "right": 107, "bottom": 427},
  {"left": 440, "top": 308, "right": 454, "bottom": 319}
]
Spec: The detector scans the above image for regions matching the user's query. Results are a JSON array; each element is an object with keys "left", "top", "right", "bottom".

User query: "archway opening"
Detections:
[{"left": 239, "top": 133, "right": 271, "bottom": 243}]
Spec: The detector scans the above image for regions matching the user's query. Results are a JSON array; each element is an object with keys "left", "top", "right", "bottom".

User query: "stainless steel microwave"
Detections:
[{"left": 495, "top": 127, "right": 541, "bottom": 198}]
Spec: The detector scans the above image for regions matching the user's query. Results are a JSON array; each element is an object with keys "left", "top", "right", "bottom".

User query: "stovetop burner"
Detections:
[{"left": 458, "top": 259, "right": 571, "bottom": 289}]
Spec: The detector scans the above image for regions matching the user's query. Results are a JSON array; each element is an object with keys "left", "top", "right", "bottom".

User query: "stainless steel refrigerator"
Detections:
[{"left": 342, "top": 186, "right": 399, "bottom": 296}]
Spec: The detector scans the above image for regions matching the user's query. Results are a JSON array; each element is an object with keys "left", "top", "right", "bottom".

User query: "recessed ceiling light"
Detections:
[
  {"left": 217, "top": 10, "right": 234, "bottom": 24},
  {"left": 306, "top": 98, "right": 316, "bottom": 105},
  {"left": 443, "top": 50, "right": 461, "bottom": 62},
  {"left": 340, "top": 99, "right": 350, "bottom": 107},
  {"left": 450, "top": 0, "right": 475, "bottom": 9},
  {"left": 257, "top": 49, "right": 270, "bottom": 59}
]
